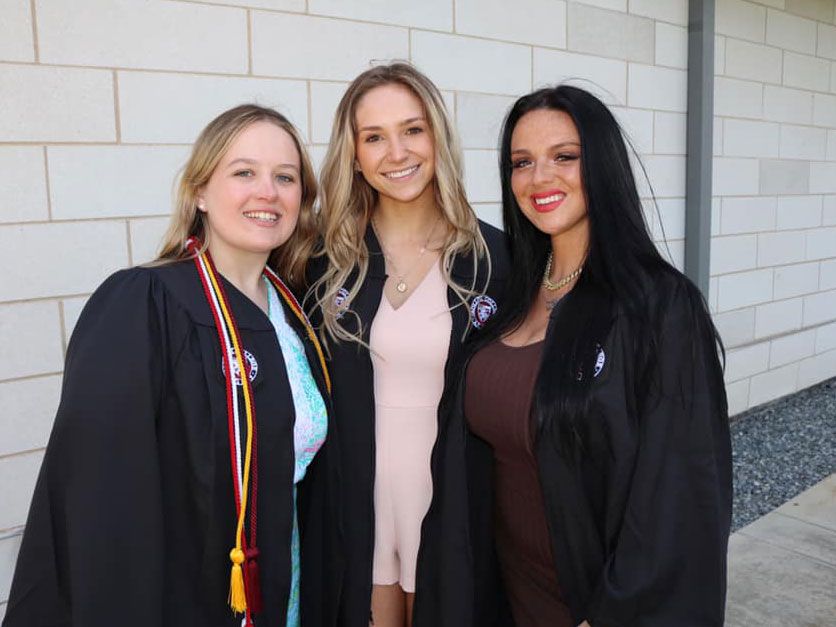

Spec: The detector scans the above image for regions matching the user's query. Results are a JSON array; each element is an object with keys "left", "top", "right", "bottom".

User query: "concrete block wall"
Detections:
[
  {"left": 712, "top": 0, "right": 836, "bottom": 415},
  {"left": 0, "top": 0, "right": 832, "bottom": 615}
]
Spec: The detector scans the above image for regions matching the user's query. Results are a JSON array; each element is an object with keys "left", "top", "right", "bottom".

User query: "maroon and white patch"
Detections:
[
  {"left": 334, "top": 287, "right": 349, "bottom": 320},
  {"left": 470, "top": 295, "right": 497, "bottom": 329},
  {"left": 593, "top": 345, "right": 605, "bottom": 377},
  {"left": 577, "top": 344, "right": 606, "bottom": 381},
  {"left": 221, "top": 348, "right": 258, "bottom": 386}
]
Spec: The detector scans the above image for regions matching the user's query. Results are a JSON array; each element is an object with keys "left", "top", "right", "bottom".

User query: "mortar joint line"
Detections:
[
  {"left": 125, "top": 219, "right": 134, "bottom": 268},
  {"left": 29, "top": 0, "right": 39, "bottom": 63},
  {"left": 42, "top": 147, "right": 53, "bottom": 221},
  {"left": 530, "top": 46, "right": 534, "bottom": 91},
  {"left": 247, "top": 9, "right": 253, "bottom": 76},
  {"left": 58, "top": 298, "right": 68, "bottom": 358},
  {"left": 113, "top": 70, "right": 122, "bottom": 144},
  {"left": 452, "top": 0, "right": 456, "bottom": 33},
  {"left": 0, "top": 528, "right": 24, "bottom": 542},
  {"left": 306, "top": 80, "right": 313, "bottom": 145},
  {"left": 0, "top": 446, "right": 47, "bottom": 461}
]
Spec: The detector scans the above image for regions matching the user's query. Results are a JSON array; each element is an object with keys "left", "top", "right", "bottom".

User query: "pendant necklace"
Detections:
[{"left": 372, "top": 214, "right": 440, "bottom": 293}]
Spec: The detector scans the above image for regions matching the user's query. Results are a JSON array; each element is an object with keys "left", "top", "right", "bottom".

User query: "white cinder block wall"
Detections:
[
  {"left": 0, "top": 0, "right": 833, "bottom": 615},
  {"left": 712, "top": 0, "right": 836, "bottom": 415}
]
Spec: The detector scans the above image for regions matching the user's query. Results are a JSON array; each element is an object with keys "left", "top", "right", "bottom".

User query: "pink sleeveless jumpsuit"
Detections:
[{"left": 369, "top": 261, "right": 452, "bottom": 592}]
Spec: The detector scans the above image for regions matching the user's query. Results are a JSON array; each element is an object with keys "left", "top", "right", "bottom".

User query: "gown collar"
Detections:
[{"left": 158, "top": 260, "right": 275, "bottom": 332}]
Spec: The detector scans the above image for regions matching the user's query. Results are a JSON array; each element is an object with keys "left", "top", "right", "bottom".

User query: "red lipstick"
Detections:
[{"left": 530, "top": 189, "right": 566, "bottom": 213}]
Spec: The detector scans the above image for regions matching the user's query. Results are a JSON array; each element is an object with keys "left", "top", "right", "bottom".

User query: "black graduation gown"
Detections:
[
  {"left": 422, "top": 271, "right": 732, "bottom": 626},
  {"left": 311, "top": 221, "right": 510, "bottom": 627},
  {"left": 2, "top": 261, "right": 342, "bottom": 627}
]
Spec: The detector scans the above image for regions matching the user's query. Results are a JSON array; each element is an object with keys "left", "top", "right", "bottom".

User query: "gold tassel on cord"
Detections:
[{"left": 229, "top": 547, "right": 247, "bottom": 613}]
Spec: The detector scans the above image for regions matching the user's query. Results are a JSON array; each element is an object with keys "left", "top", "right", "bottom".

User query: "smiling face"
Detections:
[
  {"left": 198, "top": 120, "right": 302, "bottom": 266},
  {"left": 353, "top": 83, "right": 436, "bottom": 207},
  {"left": 510, "top": 108, "right": 588, "bottom": 242}
]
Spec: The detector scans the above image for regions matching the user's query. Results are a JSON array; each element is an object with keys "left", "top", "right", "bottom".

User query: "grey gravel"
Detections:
[{"left": 731, "top": 377, "right": 836, "bottom": 532}]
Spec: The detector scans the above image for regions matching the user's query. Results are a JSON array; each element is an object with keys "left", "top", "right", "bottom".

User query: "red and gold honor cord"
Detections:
[{"left": 186, "top": 238, "right": 330, "bottom": 624}]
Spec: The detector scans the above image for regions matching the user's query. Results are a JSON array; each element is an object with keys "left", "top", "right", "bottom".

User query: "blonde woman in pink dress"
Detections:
[{"left": 309, "top": 63, "right": 510, "bottom": 627}]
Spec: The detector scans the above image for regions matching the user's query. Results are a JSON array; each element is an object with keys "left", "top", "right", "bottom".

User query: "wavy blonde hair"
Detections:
[
  {"left": 156, "top": 104, "right": 317, "bottom": 291},
  {"left": 313, "top": 62, "right": 488, "bottom": 344}
]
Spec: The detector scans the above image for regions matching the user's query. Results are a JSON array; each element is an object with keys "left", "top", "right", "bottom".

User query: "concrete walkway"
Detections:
[{"left": 726, "top": 473, "right": 836, "bottom": 626}]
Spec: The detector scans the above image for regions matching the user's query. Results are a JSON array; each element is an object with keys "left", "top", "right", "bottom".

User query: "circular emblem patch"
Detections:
[
  {"left": 576, "top": 344, "right": 606, "bottom": 381},
  {"left": 470, "top": 295, "right": 498, "bottom": 329},
  {"left": 593, "top": 344, "right": 605, "bottom": 378},
  {"left": 334, "top": 287, "right": 349, "bottom": 320},
  {"left": 221, "top": 348, "right": 258, "bottom": 386}
]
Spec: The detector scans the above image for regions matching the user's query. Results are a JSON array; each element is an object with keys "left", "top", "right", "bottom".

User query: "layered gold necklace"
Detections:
[{"left": 541, "top": 252, "right": 583, "bottom": 291}]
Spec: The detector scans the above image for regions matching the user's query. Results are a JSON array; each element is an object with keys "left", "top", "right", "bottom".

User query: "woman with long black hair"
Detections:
[{"left": 418, "top": 85, "right": 732, "bottom": 627}]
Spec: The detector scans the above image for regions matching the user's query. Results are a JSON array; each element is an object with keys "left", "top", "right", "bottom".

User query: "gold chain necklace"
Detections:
[
  {"left": 371, "top": 214, "right": 440, "bottom": 293},
  {"left": 541, "top": 252, "right": 583, "bottom": 291}
]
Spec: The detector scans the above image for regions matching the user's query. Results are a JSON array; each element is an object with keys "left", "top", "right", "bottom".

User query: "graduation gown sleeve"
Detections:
[
  {"left": 3, "top": 268, "right": 170, "bottom": 627},
  {"left": 584, "top": 284, "right": 733, "bottom": 626}
]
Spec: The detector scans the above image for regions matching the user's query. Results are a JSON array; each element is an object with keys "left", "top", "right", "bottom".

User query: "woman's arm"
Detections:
[
  {"left": 585, "top": 284, "right": 733, "bottom": 626},
  {"left": 4, "top": 269, "right": 169, "bottom": 627}
]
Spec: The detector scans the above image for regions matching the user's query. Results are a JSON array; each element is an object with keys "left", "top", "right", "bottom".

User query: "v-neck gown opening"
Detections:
[
  {"left": 369, "top": 261, "right": 452, "bottom": 593},
  {"left": 465, "top": 339, "right": 574, "bottom": 627},
  {"left": 265, "top": 278, "right": 328, "bottom": 627}
]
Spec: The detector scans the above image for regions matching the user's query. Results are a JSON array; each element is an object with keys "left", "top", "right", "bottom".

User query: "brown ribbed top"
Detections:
[{"left": 465, "top": 339, "right": 573, "bottom": 627}]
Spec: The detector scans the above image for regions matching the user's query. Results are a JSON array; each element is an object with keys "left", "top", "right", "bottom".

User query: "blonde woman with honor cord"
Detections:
[{"left": 3, "top": 105, "right": 341, "bottom": 627}]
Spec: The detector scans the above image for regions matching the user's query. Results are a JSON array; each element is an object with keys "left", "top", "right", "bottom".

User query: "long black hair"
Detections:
[{"left": 486, "top": 85, "right": 722, "bottom": 459}]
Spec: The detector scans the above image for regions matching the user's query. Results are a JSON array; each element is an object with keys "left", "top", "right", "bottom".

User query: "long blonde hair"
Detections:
[
  {"left": 156, "top": 104, "right": 318, "bottom": 291},
  {"left": 313, "top": 62, "right": 488, "bottom": 344}
]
